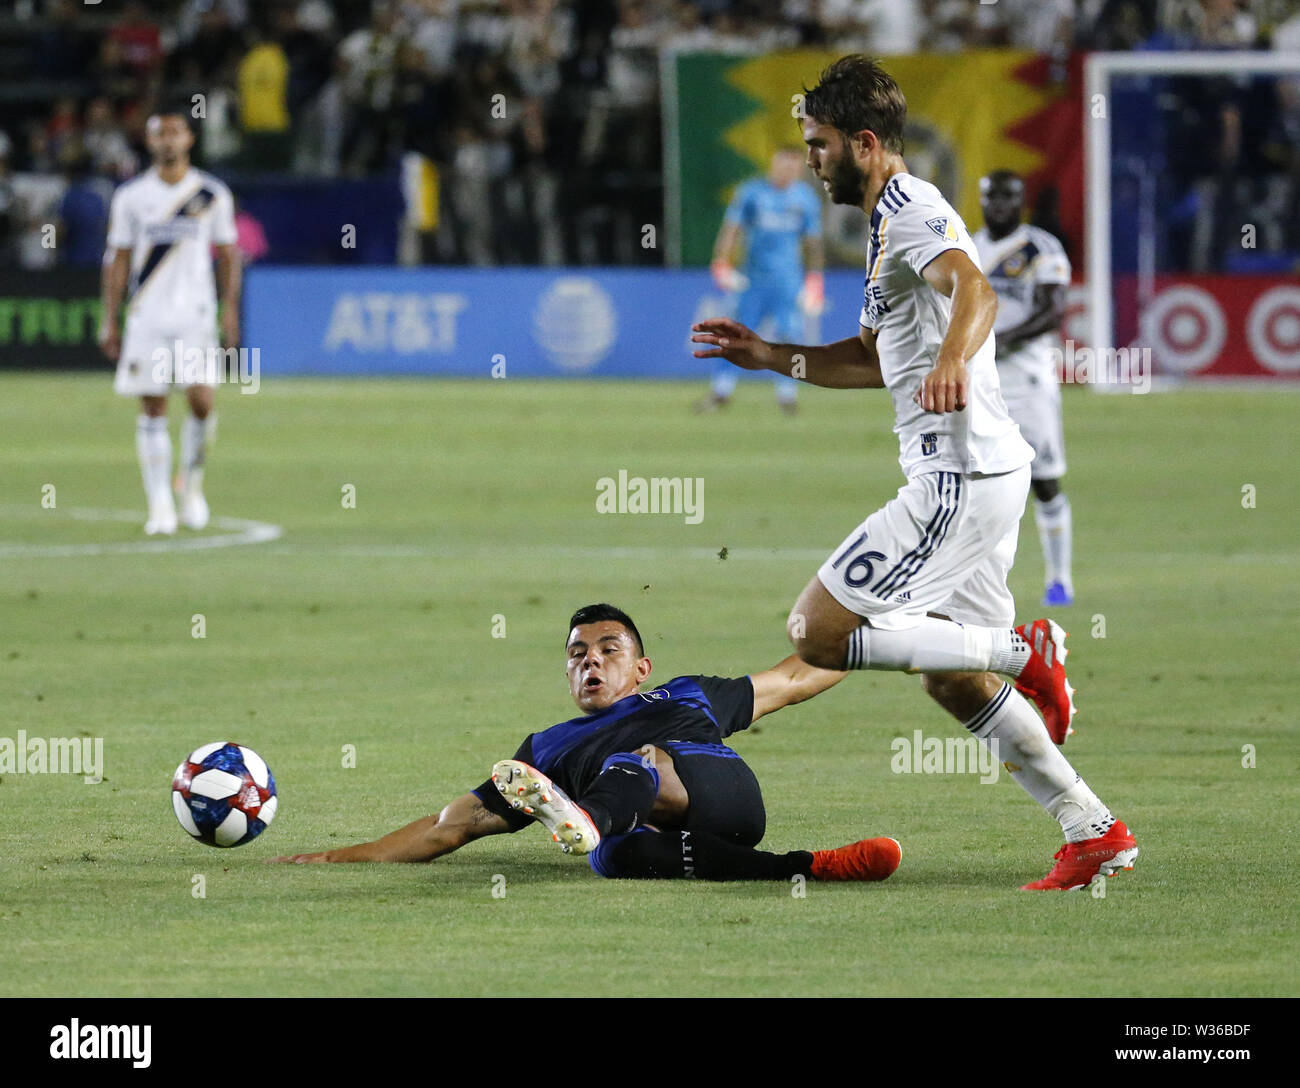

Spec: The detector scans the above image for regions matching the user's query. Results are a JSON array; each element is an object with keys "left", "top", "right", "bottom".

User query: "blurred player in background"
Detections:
[
  {"left": 693, "top": 57, "right": 1137, "bottom": 890},
  {"left": 974, "top": 171, "right": 1074, "bottom": 607},
  {"left": 99, "top": 107, "right": 240, "bottom": 535},
  {"left": 699, "top": 147, "right": 824, "bottom": 416}
]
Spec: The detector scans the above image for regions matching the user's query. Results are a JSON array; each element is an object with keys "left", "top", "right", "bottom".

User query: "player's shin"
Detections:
[
  {"left": 136, "top": 414, "right": 175, "bottom": 530},
  {"left": 1034, "top": 493, "right": 1073, "bottom": 593},
  {"left": 965, "top": 683, "right": 1114, "bottom": 842},
  {"left": 590, "top": 827, "right": 813, "bottom": 881},
  {"left": 578, "top": 753, "right": 659, "bottom": 837},
  {"left": 179, "top": 411, "right": 216, "bottom": 495}
]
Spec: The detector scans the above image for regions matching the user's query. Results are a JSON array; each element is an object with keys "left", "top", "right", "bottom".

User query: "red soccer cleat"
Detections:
[
  {"left": 1014, "top": 618, "right": 1076, "bottom": 744},
  {"left": 810, "top": 837, "right": 902, "bottom": 882},
  {"left": 1021, "top": 821, "right": 1138, "bottom": 891}
]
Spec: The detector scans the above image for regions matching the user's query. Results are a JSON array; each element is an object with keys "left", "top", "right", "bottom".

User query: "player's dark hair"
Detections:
[
  {"left": 802, "top": 55, "right": 907, "bottom": 155},
  {"left": 567, "top": 604, "right": 644, "bottom": 657},
  {"left": 150, "top": 98, "right": 196, "bottom": 130}
]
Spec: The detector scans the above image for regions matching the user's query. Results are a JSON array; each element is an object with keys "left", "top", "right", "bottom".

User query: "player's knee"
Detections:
[
  {"left": 923, "top": 671, "right": 1002, "bottom": 720},
  {"left": 187, "top": 386, "right": 214, "bottom": 419},
  {"left": 141, "top": 396, "right": 167, "bottom": 418},
  {"left": 1032, "top": 478, "right": 1061, "bottom": 503},
  {"left": 921, "top": 671, "right": 977, "bottom": 710},
  {"left": 921, "top": 672, "right": 955, "bottom": 704}
]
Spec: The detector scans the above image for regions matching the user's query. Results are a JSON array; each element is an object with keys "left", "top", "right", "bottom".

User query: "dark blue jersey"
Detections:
[{"left": 473, "top": 675, "right": 754, "bottom": 831}]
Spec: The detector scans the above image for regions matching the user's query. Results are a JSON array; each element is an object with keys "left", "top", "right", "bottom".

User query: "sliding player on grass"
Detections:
[
  {"left": 272, "top": 604, "right": 901, "bottom": 883},
  {"left": 691, "top": 56, "right": 1137, "bottom": 890}
]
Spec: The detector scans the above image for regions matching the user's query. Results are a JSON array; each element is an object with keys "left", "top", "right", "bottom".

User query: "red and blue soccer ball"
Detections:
[{"left": 171, "top": 742, "right": 278, "bottom": 848}]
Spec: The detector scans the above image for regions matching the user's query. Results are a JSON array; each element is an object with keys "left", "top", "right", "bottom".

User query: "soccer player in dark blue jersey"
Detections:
[{"left": 272, "top": 604, "right": 901, "bottom": 883}]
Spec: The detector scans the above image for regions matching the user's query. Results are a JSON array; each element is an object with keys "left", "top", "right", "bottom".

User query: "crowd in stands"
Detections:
[{"left": 0, "top": 0, "right": 1296, "bottom": 269}]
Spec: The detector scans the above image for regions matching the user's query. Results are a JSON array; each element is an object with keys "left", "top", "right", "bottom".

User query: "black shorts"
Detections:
[{"left": 662, "top": 741, "right": 765, "bottom": 847}]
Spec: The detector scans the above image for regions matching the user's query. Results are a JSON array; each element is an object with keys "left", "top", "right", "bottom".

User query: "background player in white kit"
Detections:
[
  {"left": 974, "top": 171, "right": 1074, "bottom": 607},
  {"left": 692, "top": 56, "right": 1137, "bottom": 889},
  {"left": 99, "top": 107, "right": 241, "bottom": 535}
]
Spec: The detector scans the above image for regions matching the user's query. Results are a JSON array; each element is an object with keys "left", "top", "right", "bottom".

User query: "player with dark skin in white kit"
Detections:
[
  {"left": 973, "top": 170, "right": 1075, "bottom": 608},
  {"left": 692, "top": 56, "right": 1137, "bottom": 889}
]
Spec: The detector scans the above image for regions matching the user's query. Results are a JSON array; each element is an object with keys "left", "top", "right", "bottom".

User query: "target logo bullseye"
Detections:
[
  {"left": 1246, "top": 286, "right": 1300, "bottom": 373},
  {"left": 1140, "top": 285, "right": 1227, "bottom": 374}
]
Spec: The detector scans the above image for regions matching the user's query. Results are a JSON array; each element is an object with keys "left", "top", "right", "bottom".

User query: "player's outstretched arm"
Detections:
[
  {"left": 917, "top": 250, "right": 998, "bottom": 412},
  {"left": 269, "top": 792, "right": 509, "bottom": 864},
  {"left": 749, "top": 653, "right": 848, "bottom": 722},
  {"left": 691, "top": 320, "right": 883, "bottom": 389}
]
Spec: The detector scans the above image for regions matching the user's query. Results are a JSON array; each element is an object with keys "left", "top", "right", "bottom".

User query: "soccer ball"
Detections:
[{"left": 171, "top": 742, "right": 278, "bottom": 847}]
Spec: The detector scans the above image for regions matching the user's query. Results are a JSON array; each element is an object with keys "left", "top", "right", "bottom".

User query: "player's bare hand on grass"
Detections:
[
  {"left": 691, "top": 317, "right": 773, "bottom": 371},
  {"left": 267, "top": 852, "right": 333, "bottom": 863},
  {"left": 915, "top": 355, "right": 968, "bottom": 412}
]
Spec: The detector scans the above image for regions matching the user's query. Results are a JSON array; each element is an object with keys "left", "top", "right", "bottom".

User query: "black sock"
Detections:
[
  {"left": 578, "top": 754, "right": 659, "bottom": 837},
  {"left": 609, "top": 828, "right": 814, "bottom": 881}
]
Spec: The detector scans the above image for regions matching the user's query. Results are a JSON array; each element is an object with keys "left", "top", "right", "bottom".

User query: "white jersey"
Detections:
[
  {"left": 859, "top": 173, "right": 1032, "bottom": 480},
  {"left": 106, "top": 166, "right": 237, "bottom": 330},
  {"left": 972, "top": 223, "right": 1071, "bottom": 392}
]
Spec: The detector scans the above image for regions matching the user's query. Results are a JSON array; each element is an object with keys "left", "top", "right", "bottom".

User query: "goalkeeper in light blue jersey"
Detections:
[{"left": 699, "top": 147, "right": 825, "bottom": 415}]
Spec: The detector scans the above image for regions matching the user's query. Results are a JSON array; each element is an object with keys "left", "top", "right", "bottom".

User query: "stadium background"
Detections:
[
  {"left": 2, "top": 0, "right": 1298, "bottom": 378},
  {"left": 1, "top": 0, "right": 1297, "bottom": 1001}
]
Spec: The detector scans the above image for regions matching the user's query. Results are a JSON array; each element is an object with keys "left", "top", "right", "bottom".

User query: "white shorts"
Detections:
[
  {"left": 1001, "top": 381, "right": 1066, "bottom": 480},
  {"left": 817, "top": 465, "right": 1030, "bottom": 630},
  {"left": 115, "top": 318, "right": 220, "bottom": 397}
]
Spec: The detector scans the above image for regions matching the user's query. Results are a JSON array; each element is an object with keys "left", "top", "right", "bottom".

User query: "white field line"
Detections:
[{"left": 0, "top": 506, "right": 283, "bottom": 557}]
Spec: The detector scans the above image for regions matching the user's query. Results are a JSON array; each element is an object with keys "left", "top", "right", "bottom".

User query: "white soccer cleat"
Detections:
[
  {"left": 145, "top": 496, "right": 178, "bottom": 536},
  {"left": 180, "top": 490, "right": 210, "bottom": 531},
  {"left": 490, "top": 758, "right": 599, "bottom": 856}
]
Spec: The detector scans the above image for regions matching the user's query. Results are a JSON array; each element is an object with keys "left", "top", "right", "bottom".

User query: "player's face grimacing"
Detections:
[
  {"left": 145, "top": 115, "right": 194, "bottom": 167},
  {"left": 801, "top": 116, "right": 867, "bottom": 207},
  {"left": 566, "top": 621, "right": 652, "bottom": 713}
]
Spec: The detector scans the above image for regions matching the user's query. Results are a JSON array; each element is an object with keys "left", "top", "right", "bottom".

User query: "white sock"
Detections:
[
  {"left": 1035, "top": 492, "right": 1073, "bottom": 590},
  {"left": 845, "top": 619, "right": 1031, "bottom": 678},
  {"left": 966, "top": 682, "right": 1115, "bottom": 842},
  {"left": 179, "top": 412, "right": 215, "bottom": 495},
  {"left": 135, "top": 414, "right": 173, "bottom": 512}
]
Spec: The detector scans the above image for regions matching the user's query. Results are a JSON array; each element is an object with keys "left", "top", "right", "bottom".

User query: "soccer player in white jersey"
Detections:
[
  {"left": 974, "top": 171, "right": 1074, "bottom": 607},
  {"left": 99, "top": 107, "right": 241, "bottom": 535},
  {"left": 692, "top": 56, "right": 1137, "bottom": 890}
]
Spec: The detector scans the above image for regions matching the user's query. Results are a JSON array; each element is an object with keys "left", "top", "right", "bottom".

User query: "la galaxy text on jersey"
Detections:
[
  {"left": 473, "top": 675, "right": 753, "bottom": 831},
  {"left": 858, "top": 172, "right": 1032, "bottom": 480}
]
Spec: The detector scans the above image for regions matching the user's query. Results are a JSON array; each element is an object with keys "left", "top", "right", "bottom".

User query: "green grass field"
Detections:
[{"left": 1, "top": 372, "right": 1296, "bottom": 997}]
